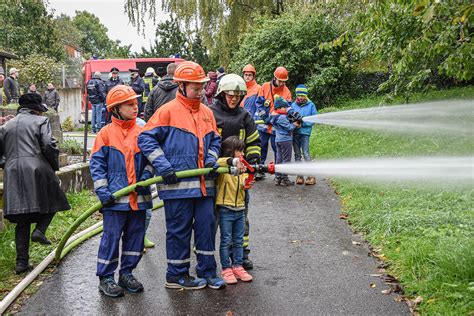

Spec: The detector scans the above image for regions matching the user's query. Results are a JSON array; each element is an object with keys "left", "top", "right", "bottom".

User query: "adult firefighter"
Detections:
[
  {"left": 143, "top": 67, "right": 159, "bottom": 105},
  {"left": 241, "top": 64, "right": 261, "bottom": 117},
  {"left": 209, "top": 74, "right": 261, "bottom": 270},
  {"left": 138, "top": 61, "right": 225, "bottom": 290},
  {"left": 255, "top": 66, "right": 292, "bottom": 179}
]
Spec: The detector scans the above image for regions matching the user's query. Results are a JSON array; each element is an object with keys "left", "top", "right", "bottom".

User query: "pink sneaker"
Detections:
[
  {"left": 221, "top": 268, "right": 237, "bottom": 284},
  {"left": 232, "top": 266, "right": 253, "bottom": 282}
]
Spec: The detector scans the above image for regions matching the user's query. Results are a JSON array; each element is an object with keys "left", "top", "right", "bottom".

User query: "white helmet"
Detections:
[
  {"left": 145, "top": 67, "right": 155, "bottom": 75},
  {"left": 216, "top": 74, "right": 247, "bottom": 96}
]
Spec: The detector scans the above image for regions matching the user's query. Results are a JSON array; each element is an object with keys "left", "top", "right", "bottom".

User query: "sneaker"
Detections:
[
  {"left": 205, "top": 276, "right": 226, "bottom": 289},
  {"left": 280, "top": 178, "right": 295, "bottom": 186},
  {"left": 118, "top": 273, "right": 144, "bottom": 293},
  {"left": 221, "top": 268, "right": 237, "bottom": 284},
  {"left": 305, "top": 176, "right": 316, "bottom": 185},
  {"left": 165, "top": 274, "right": 207, "bottom": 290},
  {"left": 232, "top": 266, "right": 253, "bottom": 282},
  {"left": 99, "top": 276, "right": 125, "bottom": 298},
  {"left": 243, "top": 258, "right": 254, "bottom": 270},
  {"left": 144, "top": 236, "right": 155, "bottom": 248},
  {"left": 296, "top": 176, "right": 305, "bottom": 185},
  {"left": 31, "top": 229, "right": 51, "bottom": 245},
  {"left": 274, "top": 178, "right": 282, "bottom": 186},
  {"left": 255, "top": 172, "right": 266, "bottom": 181}
]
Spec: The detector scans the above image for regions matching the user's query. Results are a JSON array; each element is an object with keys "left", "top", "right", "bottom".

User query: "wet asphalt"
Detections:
[{"left": 18, "top": 175, "right": 409, "bottom": 315}]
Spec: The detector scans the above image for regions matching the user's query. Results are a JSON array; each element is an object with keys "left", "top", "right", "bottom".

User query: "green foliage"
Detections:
[
  {"left": 135, "top": 18, "right": 211, "bottom": 69},
  {"left": 54, "top": 14, "right": 85, "bottom": 48},
  {"left": 61, "top": 116, "right": 74, "bottom": 132},
  {"left": 0, "top": 191, "right": 99, "bottom": 301},
  {"left": 59, "top": 139, "right": 82, "bottom": 155},
  {"left": 72, "top": 11, "right": 131, "bottom": 58},
  {"left": 126, "top": 0, "right": 307, "bottom": 66},
  {"left": 229, "top": 5, "right": 364, "bottom": 106},
  {"left": 10, "top": 53, "right": 61, "bottom": 91},
  {"left": 352, "top": 1, "right": 473, "bottom": 98},
  {"left": 0, "top": 0, "right": 65, "bottom": 61},
  {"left": 311, "top": 87, "right": 474, "bottom": 314}
]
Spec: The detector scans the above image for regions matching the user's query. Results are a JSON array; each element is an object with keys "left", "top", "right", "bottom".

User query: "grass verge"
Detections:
[
  {"left": 0, "top": 190, "right": 99, "bottom": 301},
  {"left": 310, "top": 86, "right": 474, "bottom": 314}
]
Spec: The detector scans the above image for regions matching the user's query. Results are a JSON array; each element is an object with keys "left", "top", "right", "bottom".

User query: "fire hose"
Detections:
[{"left": 0, "top": 163, "right": 274, "bottom": 313}]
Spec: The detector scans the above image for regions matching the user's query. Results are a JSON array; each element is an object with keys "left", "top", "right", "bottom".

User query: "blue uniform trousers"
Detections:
[
  {"left": 164, "top": 197, "right": 217, "bottom": 279},
  {"left": 259, "top": 131, "right": 276, "bottom": 164},
  {"left": 96, "top": 210, "right": 146, "bottom": 277}
]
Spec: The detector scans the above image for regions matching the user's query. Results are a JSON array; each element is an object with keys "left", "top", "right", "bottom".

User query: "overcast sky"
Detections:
[{"left": 47, "top": 0, "right": 169, "bottom": 52}]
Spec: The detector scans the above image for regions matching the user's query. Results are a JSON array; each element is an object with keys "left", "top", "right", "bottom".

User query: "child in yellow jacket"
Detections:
[{"left": 216, "top": 136, "right": 254, "bottom": 284}]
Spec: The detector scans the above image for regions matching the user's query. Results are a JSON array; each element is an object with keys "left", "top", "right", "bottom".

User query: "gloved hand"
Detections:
[
  {"left": 135, "top": 184, "right": 149, "bottom": 195},
  {"left": 162, "top": 171, "right": 179, "bottom": 185},
  {"left": 205, "top": 163, "right": 220, "bottom": 179},
  {"left": 101, "top": 195, "right": 116, "bottom": 207}
]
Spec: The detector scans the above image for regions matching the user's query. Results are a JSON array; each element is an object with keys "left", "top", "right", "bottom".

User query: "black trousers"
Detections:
[{"left": 15, "top": 214, "right": 55, "bottom": 265}]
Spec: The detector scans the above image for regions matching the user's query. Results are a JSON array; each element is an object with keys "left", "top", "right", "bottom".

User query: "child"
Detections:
[
  {"left": 269, "top": 95, "right": 301, "bottom": 186},
  {"left": 291, "top": 84, "right": 317, "bottom": 185},
  {"left": 90, "top": 85, "right": 153, "bottom": 298},
  {"left": 216, "top": 136, "right": 253, "bottom": 284}
]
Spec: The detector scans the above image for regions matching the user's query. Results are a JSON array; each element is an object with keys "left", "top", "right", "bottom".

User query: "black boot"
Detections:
[
  {"left": 31, "top": 229, "right": 52, "bottom": 245},
  {"left": 15, "top": 222, "right": 32, "bottom": 274},
  {"left": 243, "top": 258, "right": 254, "bottom": 270},
  {"left": 32, "top": 214, "right": 54, "bottom": 245}
]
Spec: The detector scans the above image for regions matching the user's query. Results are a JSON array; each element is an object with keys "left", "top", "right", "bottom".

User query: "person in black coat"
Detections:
[
  {"left": 144, "top": 63, "right": 178, "bottom": 122},
  {"left": 0, "top": 93, "right": 71, "bottom": 274},
  {"left": 128, "top": 68, "right": 146, "bottom": 117}
]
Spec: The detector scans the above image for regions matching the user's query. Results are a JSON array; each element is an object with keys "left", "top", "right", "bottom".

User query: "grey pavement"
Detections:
[{"left": 18, "top": 175, "right": 409, "bottom": 315}]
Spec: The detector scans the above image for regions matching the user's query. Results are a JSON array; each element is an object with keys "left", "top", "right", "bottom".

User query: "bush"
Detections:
[
  {"left": 61, "top": 116, "right": 74, "bottom": 132},
  {"left": 59, "top": 139, "right": 82, "bottom": 155}
]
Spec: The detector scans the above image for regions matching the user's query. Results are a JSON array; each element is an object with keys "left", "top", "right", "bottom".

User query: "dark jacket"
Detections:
[
  {"left": 86, "top": 78, "right": 106, "bottom": 104},
  {"left": 205, "top": 72, "right": 218, "bottom": 105},
  {"left": 144, "top": 75, "right": 178, "bottom": 121},
  {"left": 210, "top": 98, "right": 261, "bottom": 163},
  {"left": 43, "top": 89, "right": 60, "bottom": 109},
  {"left": 4, "top": 76, "right": 19, "bottom": 104},
  {"left": 0, "top": 109, "right": 70, "bottom": 218},
  {"left": 129, "top": 76, "right": 146, "bottom": 112},
  {"left": 105, "top": 77, "right": 124, "bottom": 94}
]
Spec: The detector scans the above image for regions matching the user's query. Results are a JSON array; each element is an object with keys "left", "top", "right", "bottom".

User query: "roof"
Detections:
[{"left": 0, "top": 49, "right": 19, "bottom": 59}]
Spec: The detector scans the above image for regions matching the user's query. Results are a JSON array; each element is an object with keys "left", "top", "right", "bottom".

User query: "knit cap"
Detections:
[{"left": 295, "top": 84, "right": 308, "bottom": 97}]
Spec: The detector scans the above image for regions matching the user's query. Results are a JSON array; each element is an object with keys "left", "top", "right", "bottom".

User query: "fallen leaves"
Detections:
[
  {"left": 370, "top": 283, "right": 377, "bottom": 288},
  {"left": 351, "top": 240, "right": 361, "bottom": 246},
  {"left": 339, "top": 212, "right": 349, "bottom": 220}
]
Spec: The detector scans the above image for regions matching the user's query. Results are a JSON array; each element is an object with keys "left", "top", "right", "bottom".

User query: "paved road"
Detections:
[{"left": 18, "top": 175, "right": 409, "bottom": 315}]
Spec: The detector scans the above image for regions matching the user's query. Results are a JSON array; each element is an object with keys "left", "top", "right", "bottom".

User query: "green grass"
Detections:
[
  {"left": 310, "top": 86, "right": 474, "bottom": 314},
  {"left": 0, "top": 191, "right": 99, "bottom": 301}
]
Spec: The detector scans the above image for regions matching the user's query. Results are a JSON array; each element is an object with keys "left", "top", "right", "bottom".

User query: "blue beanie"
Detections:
[{"left": 295, "top": 84, "right": 308, "bottom": 96}]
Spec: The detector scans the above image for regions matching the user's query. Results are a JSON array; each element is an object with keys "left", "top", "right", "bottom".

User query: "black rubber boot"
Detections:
[
  {"left": 119, "top": 274, "right": 144, "bottom": 293},
  {"left": 99, "top": 276, "right": 125, "bottom": 298},
  {"left": 15, "top": 222, "right": 31, "bottom": 274},
  {"left": 31, "top": 229, "right": 52, "bottom": 245}
]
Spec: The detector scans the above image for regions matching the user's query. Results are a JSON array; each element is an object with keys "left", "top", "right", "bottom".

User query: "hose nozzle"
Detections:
[{"left": 252, "top": 162, "right": 275, "bottom": 174}]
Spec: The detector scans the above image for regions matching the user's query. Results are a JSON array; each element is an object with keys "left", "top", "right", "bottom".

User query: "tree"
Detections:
[
  {"left": 72, "top": 11, "right": 116, "bottom": 58},
  {"left": 135, "top": 18, "right": 211, "bottom": 70},
  {"left": 125, "top": 0, "right": 309, "bottom": 66},
  {"left": 10, "top": 53, "right": 62, "bottom": 91},
  {"left": 54, "top": 14, "right": 85, "bottom": 49},
  {"left": 0, "top": 0, "right": 65, "bottom": 61}
]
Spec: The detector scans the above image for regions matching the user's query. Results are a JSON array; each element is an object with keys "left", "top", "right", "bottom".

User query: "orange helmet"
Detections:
[
  {"left": 173, "top": 61, "right": 209, "bottom": 83},
  {"left": 106, "top": 85, "right": 139, "bottom": 111},
  {"left": 274, "top": 66, "right": 289, "bottom": 81},
  {"left": 242, "top": 64, "right": 256, "bottom": 75}
]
